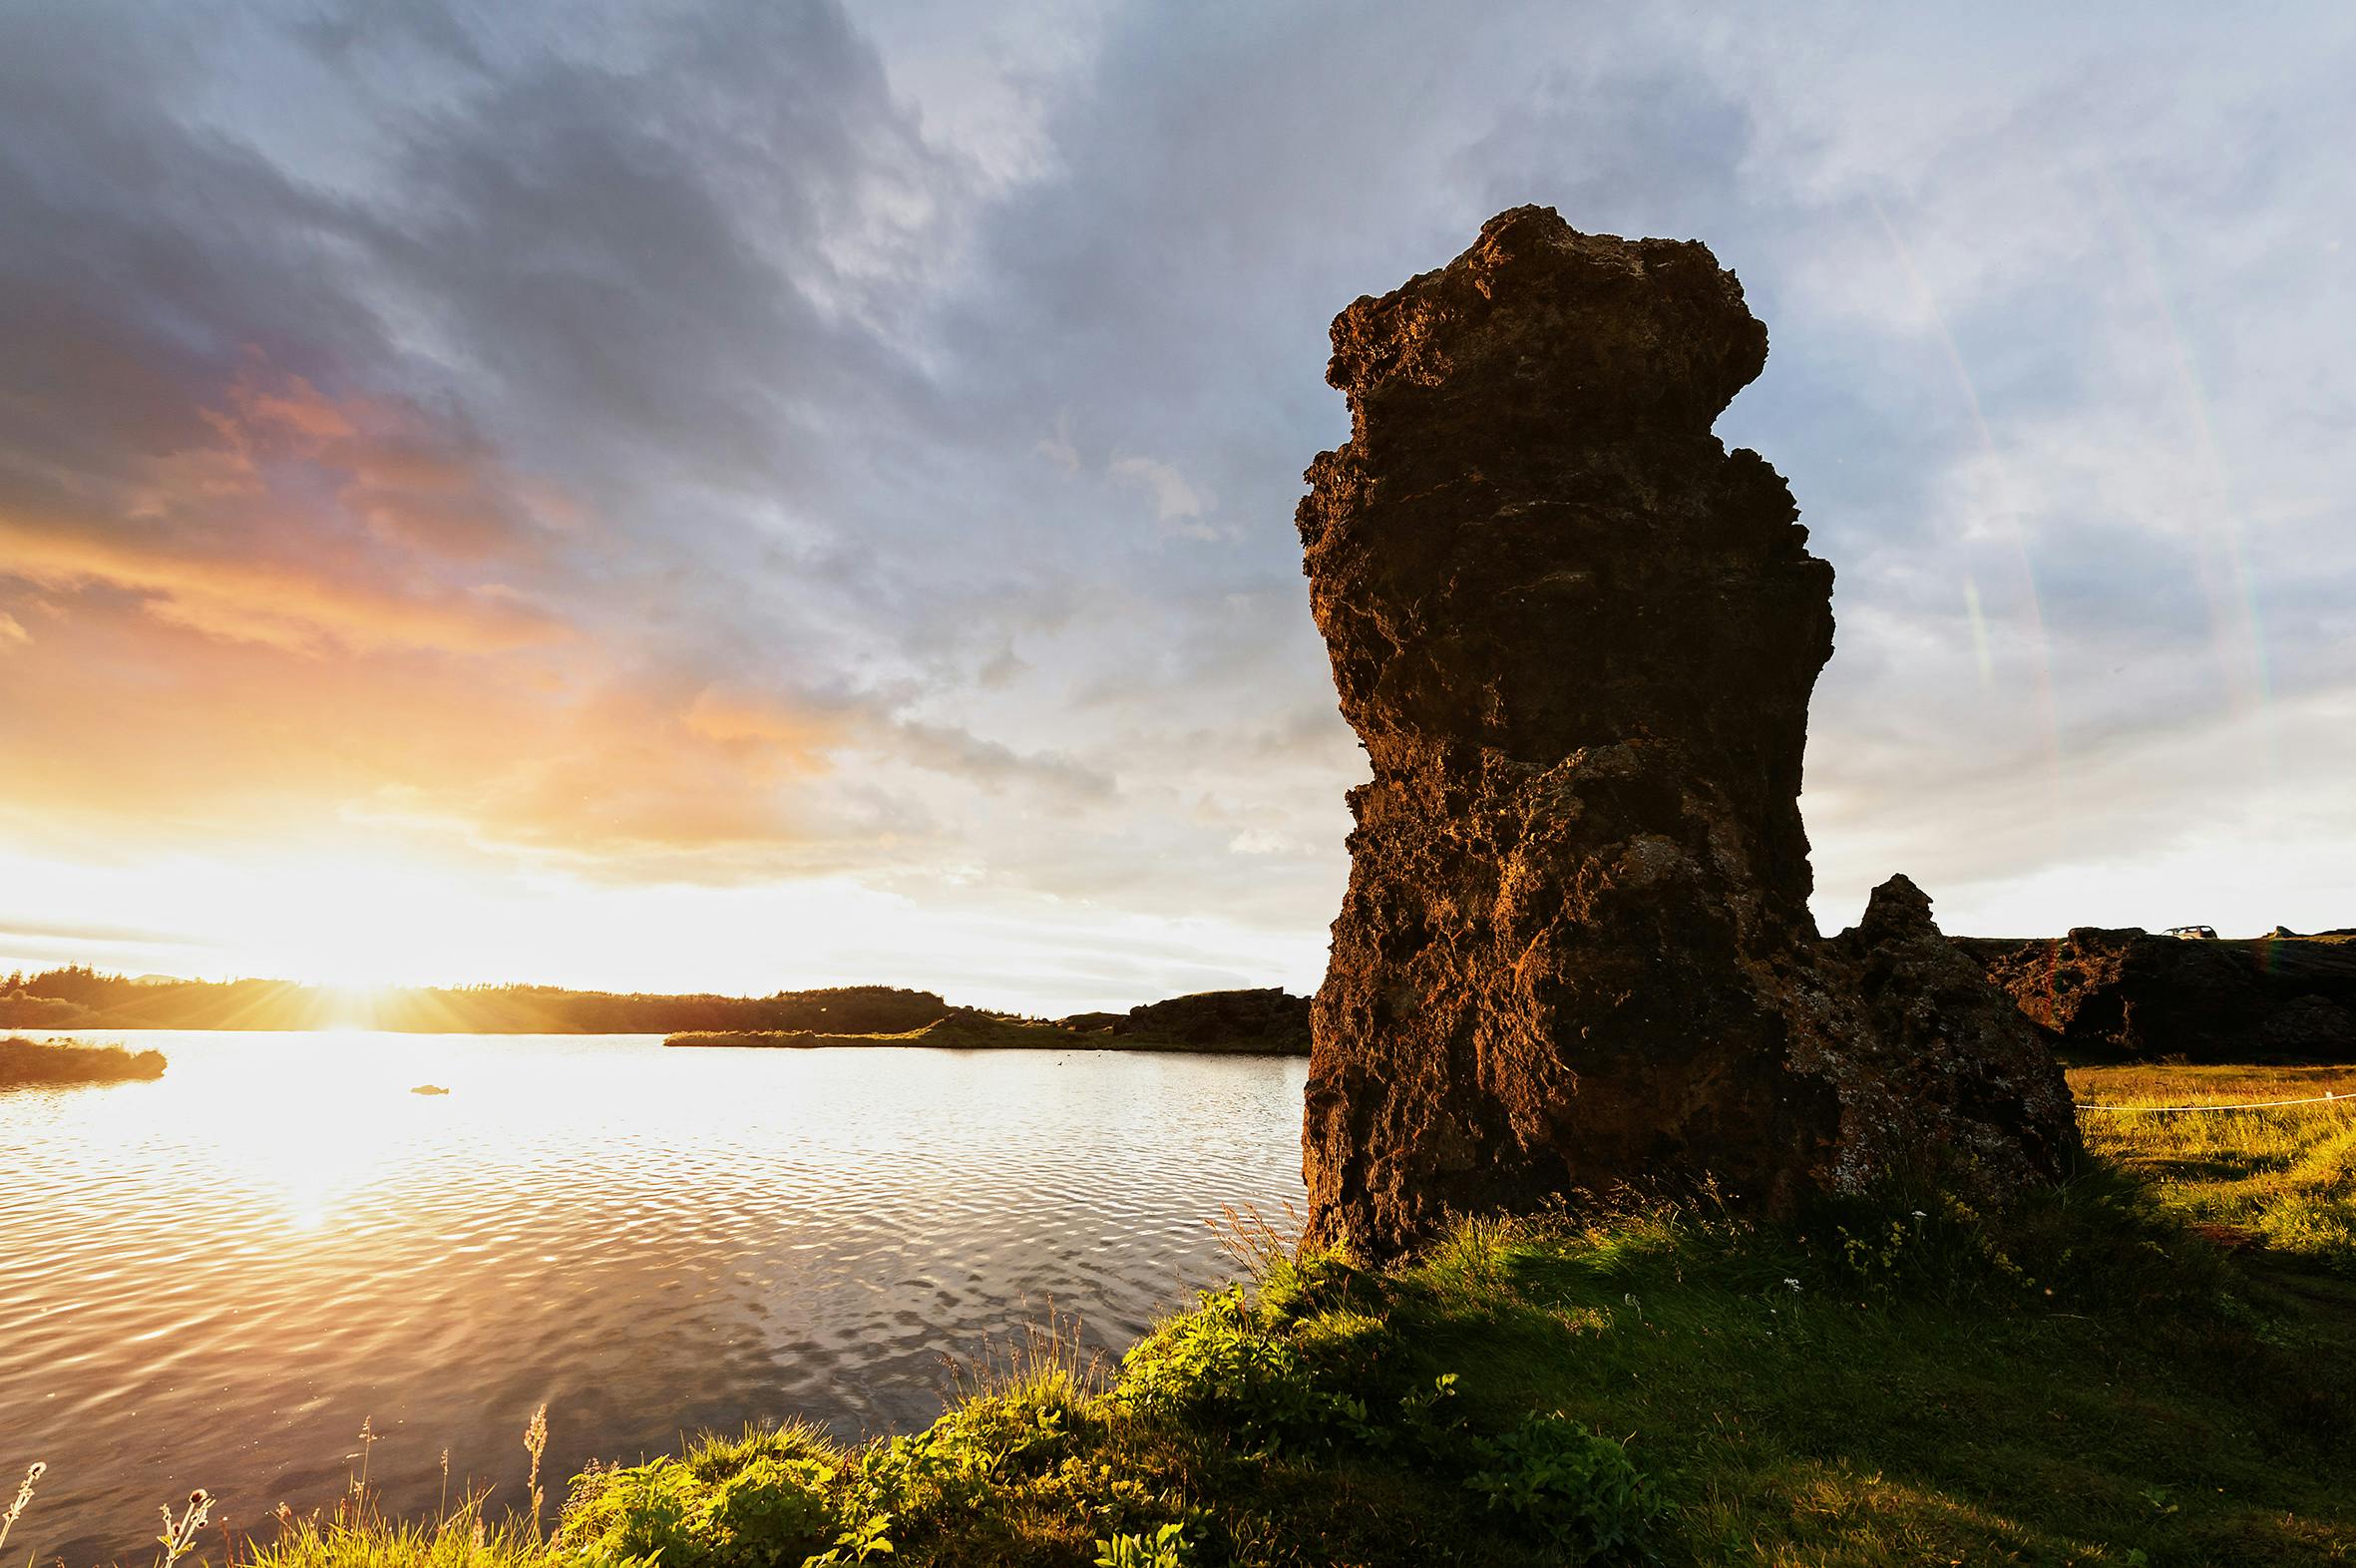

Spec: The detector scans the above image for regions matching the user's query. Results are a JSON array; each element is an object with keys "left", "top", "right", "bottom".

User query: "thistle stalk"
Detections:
[
  {"left": 156, "top": 1488, "right": 212, "bottom": 1568},
  {"left": 0, "top": 1461, "right": 45, "bottom": 1556}
]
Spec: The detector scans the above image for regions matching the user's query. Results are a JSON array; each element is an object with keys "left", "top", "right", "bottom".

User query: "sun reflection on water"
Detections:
[{"left": 0, "top": 1029, "right": 1310, "bottom": 1567}]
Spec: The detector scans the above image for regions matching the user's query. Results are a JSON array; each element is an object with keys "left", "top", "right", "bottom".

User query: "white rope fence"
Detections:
[{"left": 2076, "top": 1090, "right": 2354, "bottom": 1114}]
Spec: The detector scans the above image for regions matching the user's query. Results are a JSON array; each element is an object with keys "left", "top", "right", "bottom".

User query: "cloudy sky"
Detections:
[{"left": 2, "top": 1, "right": 2350, "bottom": 1010}]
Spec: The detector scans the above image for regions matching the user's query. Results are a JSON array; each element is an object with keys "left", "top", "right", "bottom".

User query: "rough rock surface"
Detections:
[
  {"left": 1961, "top": 931, "right": 2356, "bottom": 1059},
  {"left": 1296, "top": 206, "right": 2079, "bottom": 1256}
]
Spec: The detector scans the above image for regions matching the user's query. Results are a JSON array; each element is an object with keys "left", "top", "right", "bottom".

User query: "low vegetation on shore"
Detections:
[
  {"left": 0, "top": 1035, "right": 165, "bottom": 1089},
  {"left": 8, "top": 1066, "right": 2350, "bottom": 1566}
]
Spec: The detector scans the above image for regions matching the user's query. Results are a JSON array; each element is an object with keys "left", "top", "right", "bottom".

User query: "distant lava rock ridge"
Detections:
[{"left": 1960, "top": 930, "right": 2356, "bottom": 1059}]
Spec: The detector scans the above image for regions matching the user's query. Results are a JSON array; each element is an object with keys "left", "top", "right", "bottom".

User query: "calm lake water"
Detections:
[{"left": 0, "top": 1032, "right": 1309, "bottom": 1565}]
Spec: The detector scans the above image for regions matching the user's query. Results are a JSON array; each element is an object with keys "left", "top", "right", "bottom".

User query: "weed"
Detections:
[
  {"left": 1112, "top": 1281, "right": 1394, "bottom": 1455},
  {"left": 1, "top": 1460, "right": 44, "bottom": 1556},
  {"left": 1462, "top": 1411, "right": 1664, "bottom": 1562},
  {"left": 524, "top": 1404, "right": 549, "bottom": 1542},
  {"left": 352, "top": 1418, "right": 379, "bottom": 1512},
  {"left": 1090, "top": 1520, "right": 1187, "bottom": 1567},
  {"left": 559, "top": 1426, "right": 839, "bottom": 1568},
  {"left": 158, "top": 1489, "right": 214, "bottom": 1568}
]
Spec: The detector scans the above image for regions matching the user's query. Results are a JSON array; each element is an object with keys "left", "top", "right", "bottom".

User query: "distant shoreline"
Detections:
[
  {"left": 1, "top": 969, "right": 1313, "bottom": 1050},
  {"left": 0, "top": 1025, "right": 1309, "bottom": 1055},
  {"left": 666, "top": 1021, "right": 1308, "bottom": 1056}
]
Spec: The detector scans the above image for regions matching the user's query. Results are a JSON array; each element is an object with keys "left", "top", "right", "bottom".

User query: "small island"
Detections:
[{"left": 0, "top": 1035, "right": 167, "bottom": 1089}]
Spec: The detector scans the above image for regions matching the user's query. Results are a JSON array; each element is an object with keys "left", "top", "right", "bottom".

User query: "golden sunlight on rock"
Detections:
[{"left": 0, "top": 6, "right": 2350, "bottom": 1565}]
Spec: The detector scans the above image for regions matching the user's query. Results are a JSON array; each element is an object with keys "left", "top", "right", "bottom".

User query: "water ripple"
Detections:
[{"left": 0, "top": 1032, "right": 1307, "bottom": 1566}]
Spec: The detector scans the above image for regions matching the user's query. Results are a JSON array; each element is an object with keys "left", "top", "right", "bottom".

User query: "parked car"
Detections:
[{"left": 2160, "top": 925, "right": 2218, "bottom": 940}]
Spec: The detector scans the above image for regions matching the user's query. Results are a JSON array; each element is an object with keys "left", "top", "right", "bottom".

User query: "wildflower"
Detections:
[
  {"left": 1911, "top": 1209, "right": 1928, "bottom": 1220},
  {"left": 1784, "top": 1277, "right": 1801, "bottom": 1292}
]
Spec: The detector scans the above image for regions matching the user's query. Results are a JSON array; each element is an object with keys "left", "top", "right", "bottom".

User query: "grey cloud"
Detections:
[
  {"left": 889, "top": 720, "right": 1116, "bottom": 803},
  {"left": 3, "top": 0, "right": 2353, "bottom": 993}
]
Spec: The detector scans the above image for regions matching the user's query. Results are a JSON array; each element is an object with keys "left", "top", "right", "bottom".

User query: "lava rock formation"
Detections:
[
  {"left": 1296, "top": 206, "right": 2079, "bottom": 1256},
  {"left": 1060, "top": 987, "right": 1313, "bottom": 1052},
  {"left": 1962, "top": 929, "right": 2356, "bottom": 1058}
]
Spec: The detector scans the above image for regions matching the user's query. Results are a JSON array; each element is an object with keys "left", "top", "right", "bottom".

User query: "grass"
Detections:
[
  {"left": 9, "top": 1065, "right": 2353, "bottom": 1567},
  {"left": 0, "top": 1035, "right": 167, "bottom": 1089},
  {"left": 2070, "top": 1061, "right": 2356, "bottom": 1273}
]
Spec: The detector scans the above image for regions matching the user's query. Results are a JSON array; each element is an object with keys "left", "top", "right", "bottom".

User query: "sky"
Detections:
[{"left": 2, "top": 1, "right": 2351, "bottom": 1012}]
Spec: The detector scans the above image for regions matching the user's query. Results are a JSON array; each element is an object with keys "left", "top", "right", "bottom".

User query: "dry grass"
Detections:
[
  {"left": 1204, "top": 1201, "right": 1302, "bottom": 1281},
  {"left": 0, "top": 1411, "right": 562, "bottom": 1568},
  {"left": 939, "top": 1302, "right": 1111, "bottom": 1416}
]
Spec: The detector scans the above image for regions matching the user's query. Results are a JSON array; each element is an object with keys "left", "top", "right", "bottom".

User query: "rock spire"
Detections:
[{"left": 1297, "top": 206, "right": 2078, "bottom": 1256}]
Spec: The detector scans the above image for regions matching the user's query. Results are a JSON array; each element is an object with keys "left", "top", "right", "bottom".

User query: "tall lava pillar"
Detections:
[{"left": 1296, "top": 206, "right": 2077, "bottom": 1257}]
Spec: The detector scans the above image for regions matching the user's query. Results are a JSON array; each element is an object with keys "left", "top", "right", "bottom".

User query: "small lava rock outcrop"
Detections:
[
  {"left": 1961, "top": 930, "right": 2356, "bottom": 1058},
  {"left": 1060, "top": 987, "right": 1312, "bottom": 1052},
  {"left": 1296, "top": 205, "right": 2079, "bottom": 1257}
]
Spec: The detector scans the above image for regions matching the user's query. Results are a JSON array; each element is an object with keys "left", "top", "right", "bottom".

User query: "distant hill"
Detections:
[
  {"left": 674, "top": 986, "right": 1314, "bottom": 1056},
  {"left": 0, "top": 964, "right": 1312, "bottom": 1051},
  {"left": 0, "top": 965, "right": 957, "bottom": 1034}
]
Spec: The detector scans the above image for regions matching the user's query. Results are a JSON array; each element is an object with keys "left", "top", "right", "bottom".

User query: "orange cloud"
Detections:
[
  {"left": 1, "top": 519, "right": 567, "bottom": 654},
  {"left": 681, "top": 685, "right": 839, "bottom": 748},
  {"left": 0, "top": 358, "right": 854, "bottom": 877},
  {"left": 5, "top": 361, "right": 577, "bottom": 655},
  {"left": 0, "top": 587, "right": 850, "bottom": 871}
]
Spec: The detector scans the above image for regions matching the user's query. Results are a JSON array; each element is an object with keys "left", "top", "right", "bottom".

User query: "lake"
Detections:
[{"left": 0, "top": 1031, "right": 1309, "bottom": 1565}]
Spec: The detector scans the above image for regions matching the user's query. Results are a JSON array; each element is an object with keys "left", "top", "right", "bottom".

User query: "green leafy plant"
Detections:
[
  {"left": 1114, "top": 1284, "right": 1400, "bottom": 1455},
  {"left": 799, "top": 1509, "right": 894, "bottom": 1566},
  {"left": 1092, "top": 1520, "right": 1188, "bottom": 1568},
  {"left": 1463, "top": 1411, "right": 1663, "bottom": 1563},
  {"left": 561, "top": 1435, "right": 839, "bottom": 1568}
]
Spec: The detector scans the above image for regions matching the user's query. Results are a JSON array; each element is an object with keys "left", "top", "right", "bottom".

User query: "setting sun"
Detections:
[{"left": 3, "top": 5, "right": 2352, "bottom": 1567}]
